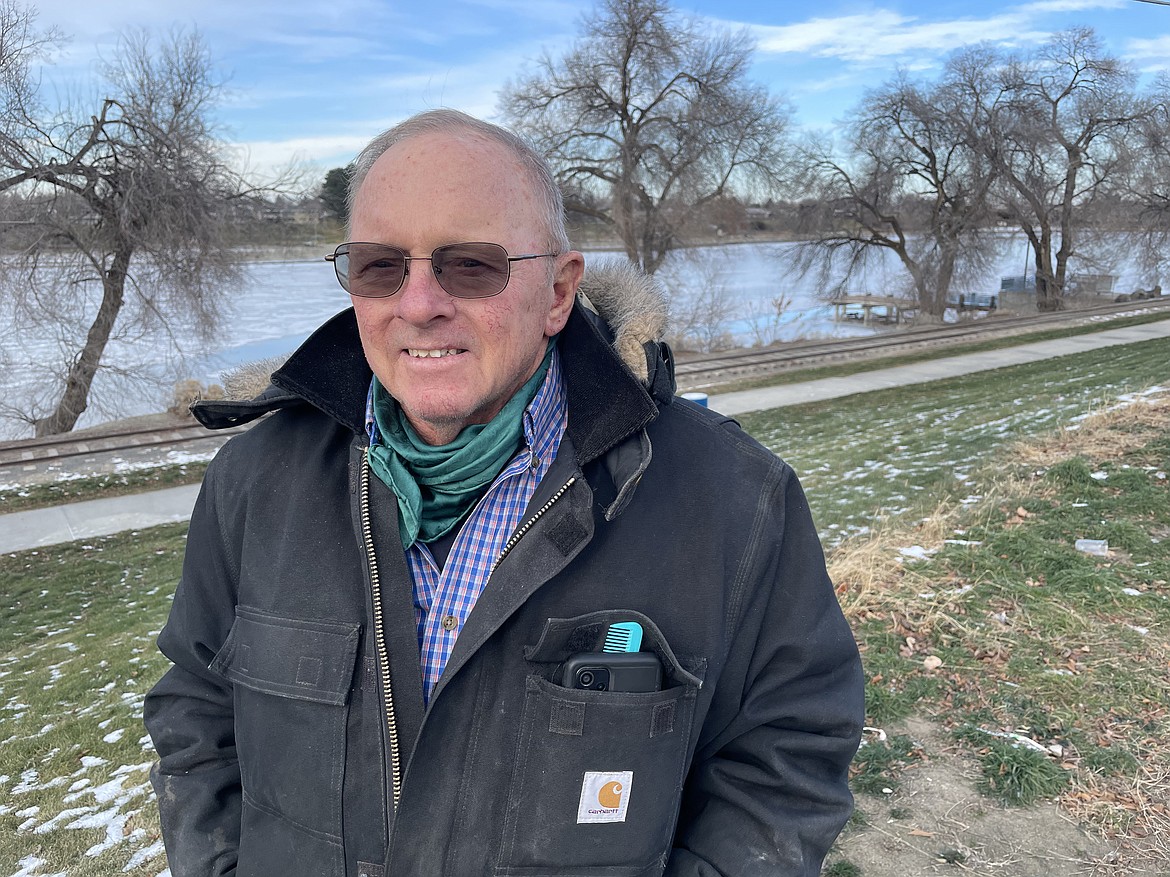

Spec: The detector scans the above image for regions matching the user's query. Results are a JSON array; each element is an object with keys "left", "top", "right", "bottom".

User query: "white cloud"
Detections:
[
  {"left": 1127, "top": 33, "right": 1170, "bottom": 57},
  {"left": 1020, "top": 0, "right": 1124, "bottom": 12},
  {"left": 748, "top": 10, "right": 1048, "bottom": 63},
  {"left": 227, "top": 134, "right": 371, "bottom": 180},
  {"left": 1126, "top": 34, "right": 1170, "bottom": 70},
  {"left": 719, "top": 0, "right": 1126, "bottom": 68}
]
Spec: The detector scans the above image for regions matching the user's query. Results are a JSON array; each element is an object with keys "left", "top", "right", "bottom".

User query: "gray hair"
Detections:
[{"left": 347, "top": 109, "right": 571, "bottom": 254}]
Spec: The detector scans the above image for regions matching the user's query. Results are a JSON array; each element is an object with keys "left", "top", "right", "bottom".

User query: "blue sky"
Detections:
[{"left": 26, "top": 0, "right": 1170, "bottom": 184}]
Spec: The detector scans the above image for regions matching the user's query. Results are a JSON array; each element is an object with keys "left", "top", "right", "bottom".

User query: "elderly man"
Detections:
[{"left": 145, "top": 109, "right": 863, "bottom": 877}]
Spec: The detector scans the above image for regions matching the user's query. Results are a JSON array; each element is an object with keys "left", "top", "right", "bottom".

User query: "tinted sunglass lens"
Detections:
[
  {"left": 345, "top": 244, "right": 407, "bottom": 297},
  {"left": 432, "top": 243, "right": 510, "bottom": 298}
]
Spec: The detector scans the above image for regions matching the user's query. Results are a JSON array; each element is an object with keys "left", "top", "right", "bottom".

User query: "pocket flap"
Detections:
[
  {"left": 524, "top": 610, "right": 702, "bottom": 689},
  {"left": 209, "top": 606, "right": 361, "bottom": 705}
]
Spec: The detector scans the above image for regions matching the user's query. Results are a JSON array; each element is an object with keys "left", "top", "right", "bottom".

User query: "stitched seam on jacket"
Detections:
[
  {"left": 241, "top": 789, "right": 344, "bottom": 844},
  {"left": 209, "top": 447, "right": 243, "bottom": 592},
  {"left": 443, "top": 662, "right": 491, "bottom": 876},
  {"left": 727, "top": 461, "right": 787, "bottom": 634}
]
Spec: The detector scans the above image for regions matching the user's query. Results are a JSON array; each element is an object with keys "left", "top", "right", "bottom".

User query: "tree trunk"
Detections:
[
  {"left": 1033, "top": 232, "right": 1063, "bottom": 313},
  {"left": 34, "top": 246, "right": 130, "bottom": 436},
  {"left": 932, "top": 248, "right": 957, "bottom": 318}
]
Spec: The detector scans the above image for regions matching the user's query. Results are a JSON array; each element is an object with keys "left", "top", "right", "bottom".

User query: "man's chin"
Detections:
[{"left": 400, "top": 402, "right": 483, "bottom": 446}]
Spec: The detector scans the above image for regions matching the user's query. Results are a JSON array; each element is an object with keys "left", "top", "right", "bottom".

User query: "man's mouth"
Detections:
[{"left": 406, "top": 348, "right": 463, "bottom": 358}]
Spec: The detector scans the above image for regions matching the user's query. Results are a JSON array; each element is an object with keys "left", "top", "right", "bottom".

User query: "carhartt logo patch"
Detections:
[{"left": 577, "top": 771, "right": 633, "bottom": 824}]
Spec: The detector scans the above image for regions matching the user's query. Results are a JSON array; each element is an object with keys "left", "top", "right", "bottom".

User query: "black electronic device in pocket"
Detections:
[{"left": 562, "top": 652, "right": 663, "bottom": 692}]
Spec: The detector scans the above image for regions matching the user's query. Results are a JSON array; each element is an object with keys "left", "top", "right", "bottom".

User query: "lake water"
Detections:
[{"left": 0, "top": 237, "right": 1146, "bottom": 438}]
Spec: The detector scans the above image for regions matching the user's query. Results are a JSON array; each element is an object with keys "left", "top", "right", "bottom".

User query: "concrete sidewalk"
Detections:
[
  {"left": 3, "top": 318, "right": 1169, "bottom": 553},
  {"left": 0, "top": 484, "right": 201, "bottom": 553},
  {"left": 711, "top": 318, "right": 1170, "bottom": 415}
]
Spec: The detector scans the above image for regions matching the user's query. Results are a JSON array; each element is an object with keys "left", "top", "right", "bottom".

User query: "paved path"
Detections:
[
  {"left": 711, "top": 318, "right": 1170, "bottom": 415},
  {"left": 3, "top": 318, "right": 1168, "bottom": 554},
  {"left": 0, "top": 485, "right": 201, "bottom": 553}
]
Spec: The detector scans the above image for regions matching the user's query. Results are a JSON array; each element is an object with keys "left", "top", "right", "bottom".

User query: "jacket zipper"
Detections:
[
  {"left": 489, "top": 476, "right": 576, "bottom": 576},
  {"left": 359, "top": 450, "right": 402, "bottom": 810},
  {"left": 359, "top": 466, "right": 574, "bottom": 811}
]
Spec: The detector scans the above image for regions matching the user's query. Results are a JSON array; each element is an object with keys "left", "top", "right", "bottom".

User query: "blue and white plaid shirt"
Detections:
[{"left": 365, "top": 350, "right": 567, "bottom": 702}]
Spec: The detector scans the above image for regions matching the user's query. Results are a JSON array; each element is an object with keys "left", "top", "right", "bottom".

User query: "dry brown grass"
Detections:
[
  {"left": 830, "top": 386, "right": 1170, "bottom": 871},
  {"left": 829, "top": 387, "right": 1170, "bottom": 617},
  {"left": 1065, "top": 764, "right": 1170, "bottom": 872},
  {"left": 1012, "top": 391, "right": 1170, "bottom": 470}
]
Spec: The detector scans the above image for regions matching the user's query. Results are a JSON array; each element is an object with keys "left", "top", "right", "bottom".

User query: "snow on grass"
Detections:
[
  {"left": 9, "top": 856, "right": 67, "bottom": 877},
  {"left": 743, "top": 339, "right": 1170, "bottom": 545},
  {"left": 1, "top": 533, "right": 182, "bottom": 874}
]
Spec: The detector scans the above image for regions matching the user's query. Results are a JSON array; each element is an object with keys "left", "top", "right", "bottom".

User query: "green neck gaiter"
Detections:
[{"left": 369, "top": 341, "right": 556, "bottom": 549}]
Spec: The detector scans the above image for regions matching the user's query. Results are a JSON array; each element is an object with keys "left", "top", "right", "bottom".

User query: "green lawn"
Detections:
[{"left": 742, "top": 336, "right": 1170, "bottom": 545}]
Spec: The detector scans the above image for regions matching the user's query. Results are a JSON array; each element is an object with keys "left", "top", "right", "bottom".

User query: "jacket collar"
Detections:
[{"left": 193, "top": 300, "right": 672, "bottom": 468}]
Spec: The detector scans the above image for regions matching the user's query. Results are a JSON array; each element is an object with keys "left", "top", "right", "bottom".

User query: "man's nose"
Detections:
[{"left": 393, "top": 258, "right": 456, "bottom": 322}]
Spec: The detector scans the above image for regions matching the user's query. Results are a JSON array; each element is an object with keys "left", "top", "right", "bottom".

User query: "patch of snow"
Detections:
[
  {"left": 123, "top": 840, "right": 166, "bottom": 872},
  {"left": 897, "top": 545, "right": 935, "bottom": 562},
  {"left": 64, "top": 806, "right": 132, "bottom": 856},
  {"left": 33, "top": 805, "right": 98, "bottom": 834},
  {"left": 12, "top": 769, "right": 39, "bottom": 794},
  {"left": 9, "top": 856, "right": 67, "bottom": 877}
]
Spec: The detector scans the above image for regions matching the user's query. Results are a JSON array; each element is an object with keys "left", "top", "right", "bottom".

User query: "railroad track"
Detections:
[
  {"left": 675, "top": 296, "right": 1170, "bottom": 391},
  {"left": 3, "top": 296, "right": 1169, "bottom": 472},
  {"left": 0, "top": 421, "right": 251, "bottom": 471}
]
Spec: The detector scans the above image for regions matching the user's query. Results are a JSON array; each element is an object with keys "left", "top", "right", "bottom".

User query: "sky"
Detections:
[{"left": 22, "top": 0, "right": 1170, "bottom": 185}]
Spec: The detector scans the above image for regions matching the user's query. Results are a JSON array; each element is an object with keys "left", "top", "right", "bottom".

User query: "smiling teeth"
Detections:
[{"left": 407, "top": 348, "right": 460, "bottom": 358}]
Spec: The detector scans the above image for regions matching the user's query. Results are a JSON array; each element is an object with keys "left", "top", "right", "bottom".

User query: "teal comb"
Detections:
[{"left": 603, "top": 621, "right": 644, "bottom": 653}]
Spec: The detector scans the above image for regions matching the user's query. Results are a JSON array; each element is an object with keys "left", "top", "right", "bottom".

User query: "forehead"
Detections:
[{"left": 351, "top": 132, "right": 543, "bottom": 244}]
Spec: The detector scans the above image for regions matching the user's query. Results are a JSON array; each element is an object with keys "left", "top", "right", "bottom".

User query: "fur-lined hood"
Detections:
[{"left": 218, "top": 260, "right": 670, "bottom": 402}]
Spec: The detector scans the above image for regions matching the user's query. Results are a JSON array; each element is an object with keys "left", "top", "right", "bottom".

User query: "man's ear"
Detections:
[{"left": 546, "top": 251, "right": 584, "bottom": 336}]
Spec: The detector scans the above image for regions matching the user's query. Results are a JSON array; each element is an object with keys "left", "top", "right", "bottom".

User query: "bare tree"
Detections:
[
  {"left": 658, "top": 250, "right": 738, "bottom": 352},
  {"left": 1130, "top": 74, "right": 1170, "bottom": 283},
  {"left": 0, "top": 18, "right": 258, "bottom": 436},
  {"left": 501, "top": 0, "right": 791, "bottom": 274},
  {"left": 953, "top": 29, "right": 1143, "bottom": 311},
  {"left": 796, "top": 74, "right": 997, "bottom": 320}
]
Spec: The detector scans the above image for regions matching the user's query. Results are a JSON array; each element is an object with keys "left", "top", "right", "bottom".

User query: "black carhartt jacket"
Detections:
[{"left": 144, "top": 266, "right": 864, "bottom": 877}]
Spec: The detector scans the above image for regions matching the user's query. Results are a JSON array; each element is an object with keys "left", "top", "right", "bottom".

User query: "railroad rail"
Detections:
[
  {"left": 3, "top": 296, "right": 1169, "bottom": 473},
  {"left": 0, "top": 421, "right": 250, "bottom": 471},
  {"left": 674, "top": 296, "right": 1170, "bottom": 391}
]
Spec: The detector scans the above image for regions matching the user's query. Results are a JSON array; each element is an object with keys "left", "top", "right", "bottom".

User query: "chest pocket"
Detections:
[
  {"left": 210, "top": 606, "right": 361, "bottom": 844},
  {"left": 496, "top": 611, "right": 705, "bottom": 877}
]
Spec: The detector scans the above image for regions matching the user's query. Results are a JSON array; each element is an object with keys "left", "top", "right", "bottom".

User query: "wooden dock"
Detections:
[{"left": 831, "top": 296, "right": 919, "bottom": 325}]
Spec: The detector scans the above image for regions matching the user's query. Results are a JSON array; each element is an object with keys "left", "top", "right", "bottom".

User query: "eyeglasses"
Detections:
[{"left": 325, "top": 241, "right": 558, "bottom": 299}]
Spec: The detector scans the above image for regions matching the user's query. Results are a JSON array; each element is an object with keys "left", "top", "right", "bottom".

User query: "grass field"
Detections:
[
  {"left": 822, "top": 389, "right": 1170, "bottom": 872},
  {"left": 1, "top": 336, "right": 1168, "bottom": 875},
  {"left": 743, "top": 337, "right": 1170, "bottom": 546}
]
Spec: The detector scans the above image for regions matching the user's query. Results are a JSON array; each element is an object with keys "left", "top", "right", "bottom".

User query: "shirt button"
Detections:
[{"left": 441, "top": 614, "right": 458, "bottom": 631}]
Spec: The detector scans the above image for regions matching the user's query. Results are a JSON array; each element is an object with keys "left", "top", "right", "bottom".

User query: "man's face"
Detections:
[{"left": 349, "top": 132, "right": 582, "bottom": 445}]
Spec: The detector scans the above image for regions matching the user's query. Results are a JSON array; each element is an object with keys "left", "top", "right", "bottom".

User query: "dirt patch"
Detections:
[{"left": 832, "top": 719, "right": 1124, "bottom": 876}]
